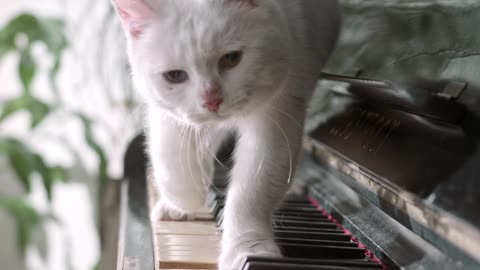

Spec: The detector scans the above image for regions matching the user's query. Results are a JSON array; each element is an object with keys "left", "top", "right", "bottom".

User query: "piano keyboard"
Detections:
[{"left": 149, "top": 180, "right": 385, "bottom": 270}]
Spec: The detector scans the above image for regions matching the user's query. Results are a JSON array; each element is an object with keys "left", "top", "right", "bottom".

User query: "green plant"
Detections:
[{"left": 0, "top": 12, "right": 111, "bottom": 264}]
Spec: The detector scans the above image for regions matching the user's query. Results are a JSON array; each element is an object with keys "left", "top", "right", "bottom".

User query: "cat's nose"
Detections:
[{"left": 201, "top": 88, "right": 223, "bottom": 112}]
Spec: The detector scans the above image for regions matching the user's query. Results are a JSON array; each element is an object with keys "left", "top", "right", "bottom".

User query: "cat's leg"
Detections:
[
  {"left": 148, "top": 114, "right": 225, "bottom": 221},
  {"left": 219, "top": 101, "right": 306, "bottom": 270}
]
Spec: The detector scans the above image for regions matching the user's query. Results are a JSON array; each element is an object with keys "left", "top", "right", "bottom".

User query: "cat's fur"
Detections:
[{"left": 112, "top": 0, "right": 340, "bottom": 269}]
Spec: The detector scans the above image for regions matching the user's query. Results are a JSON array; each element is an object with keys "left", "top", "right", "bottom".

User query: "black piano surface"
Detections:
[
  {"left": 302, "top": 1, "right": 480, "bottom": 268},
  {"left": 300, "top": 72, "right": 480, "bottom": 269}
]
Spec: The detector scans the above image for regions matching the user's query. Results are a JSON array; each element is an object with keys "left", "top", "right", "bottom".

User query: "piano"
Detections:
[{"left": 115, "top": 2, "right": 480, "bottom": 270}]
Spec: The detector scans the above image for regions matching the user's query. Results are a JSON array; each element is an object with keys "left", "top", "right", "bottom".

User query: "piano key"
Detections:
[
  {"left": 274, "top": 210, "right": 327, "bottom": 218},
  {"left": 276, "top": 238, "right": 358, "bottom": 247},
  {"left": 278, "top": 207, "right": 329, "bottom": 214},
  {"left": 215, "top": 209, "right": 224, "bottom": 228},
  {"left": 158, "top": 254, "right": 217, "bottom": 270},
  {"left": 280, "top": 243, "right": 366, "bottom": 260},
  {"left": 155, "top": 221, "right": 219, "bottom": 235},
  {"left": 243, "top": 262, "right": 382, "bottom": 270},
  {"left": 274, "top": 230, "right": 351, "bottom": 241},
  {"left": 156, "top": 235, "right": 220, "bottom": 246},
  {"left": 241, "top": 257, "right": 383, "bottom": 270},
  {"left": 152, "top": 186, "right": 383, "bottom": 270},
  {"left": 274, "top": 226, "right": 342, "bottom": 233},
  {"left": 273, "top": 220, "right": 338, "bottom": 229},
  {"left": 272, "top": 214, "right": 330, "bottom": 222},
  {"left": 211, "top": 201, "right": 225, "bottom": 217},
  {"left": 155, "top": 224, "right": 219, "bottom": 269},
  {"left": 217, "top": 215, "right": 337, "bottom": 231},
  {"left": 215, "top": 222, "right": 341, "bottom": 234}
]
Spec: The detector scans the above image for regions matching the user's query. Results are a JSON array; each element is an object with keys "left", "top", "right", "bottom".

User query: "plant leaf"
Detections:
[
  {"left": 0, "top": 138, "right": 36, "bottom": 192},
  {"left": 50, "top": 166, "right": 68, "bottom": 183},
  {"left": 28, "top": 97, "right": 50, "bottom": 128},
  {"left": 9, "top": 150, "right": 35, "bottom": 192},
  {"left": 0, "top": 96, "right": 50, "bottom": 128},
  {"left": 0, "top": 30, "right": 14, "bottom": 59},
  {"left": 0, "top": 97, "right": 28, "bottom": 122},
  {"left": 76, "top": 114, "right": 110, "bottom": 196},
  {"left": 32, "top": 154, "right": 55, "bottom": 200},
  {"left": 0, "top": 138, "right": 67, "bottom": 199},
  {"left": 31, "top": 156, "right": 67, "bottom": 200},
  {"left": 0, "top": 196, "right": 41, "bottom": 256},
  {"left": 19, "top": 49, "right": 35, "bottom": 93},
  {"left": 0, "top": 14, "right": 67, "bottom": 53}
]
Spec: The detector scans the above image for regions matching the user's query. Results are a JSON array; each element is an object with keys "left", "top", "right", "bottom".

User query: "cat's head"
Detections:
[{"left": 113, "top": 0, "right": 290, "bottom": 125}]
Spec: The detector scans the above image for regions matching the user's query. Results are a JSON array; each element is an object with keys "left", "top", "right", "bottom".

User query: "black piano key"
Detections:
[
  {"left": 217, "top": 217, "right": 337, "bottom": 232},
  {"left": 244, "top": 262, "right": 382, "bottom": 270},
  {"left": 274, "top": 210, "right": 327, "bottom": 218},
  {"left": 212, "top": 201, "right": 225, "bottom": 217},
  {"left": 217, "top": 222, "right": 341, "bottom": 234},
  {"left": 276, "top": 238, "right": 359, "bottom": 247},
  {"left": 209, "top": 199, "right": 221, "bottom": 210},
  {"left": 208, "top": 185, "right": 383, "bottom": 270},
  {"left": 280, "top": 243, "right": 366, "bottom": 260},
  {"left": 216, "top": 209, "right": 224, "bottom": 227},
  {"left": 273, "top": 220, "right": 338, "bottom": 229},
  {"left": 279, "top": 207, "right": 327, "bottom": 214},
  {"left": 274, "top": 226, "right": 342, "bottom": 233},
  {"left": 242, "top": 257, "right": 383, "bottom": 270},
  {"left": 272, "top": 214, "right": 330, "bottom": 222},
  {"left": 208, "top": 193, "right": 223, "bottom": 206},
  {"left": 274, "top": 230, "right": 351, "bottom": 241}
]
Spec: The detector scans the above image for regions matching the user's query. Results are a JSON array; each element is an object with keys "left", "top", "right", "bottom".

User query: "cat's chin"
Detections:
[{"left": 181, "top": 113, "right": 232, "bottom": 126}]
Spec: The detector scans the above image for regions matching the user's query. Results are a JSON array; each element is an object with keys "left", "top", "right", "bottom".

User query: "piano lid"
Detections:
[
  {"left": 304, "top": 1, "right": 480, "bottom": 264},
  {"left": 305, "top": 73, "right": 480, "bottom": 264}
]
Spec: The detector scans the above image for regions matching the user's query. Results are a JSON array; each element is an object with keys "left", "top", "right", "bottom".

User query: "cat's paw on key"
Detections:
[
  {"left": 150, "top": 200, "right": 194, "bottom": 221},
  {"left": 219, "top": 238, "right": 281, "bottom": 270}
]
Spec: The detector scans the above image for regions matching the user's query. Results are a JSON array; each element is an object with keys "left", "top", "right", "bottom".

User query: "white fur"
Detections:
[{"left": 113, "top": 0, "right": 340, "bottom": 269}]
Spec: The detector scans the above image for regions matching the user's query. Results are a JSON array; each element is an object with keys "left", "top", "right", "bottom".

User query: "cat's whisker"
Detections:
[
  {"left": 179, "top": 124, "right": 191, "bottom": 190},
  {"left": 199, "top": 129, "right": 226, "bottom": 194},
  {"left": 194, "top": 128, "right": 211, "bottom": 193},
  {"left": 254, "top": 150, "right": 265, "bottom": 180},
  {"left": 228, "top": 92, "right": 247, "bottom": 105},
  {"left": 187, "top": 127, "right": 205, "bottom": 195},
  {"left": 271, "top": 106, "right": 303, "bottom": 130},
  {"left": 202, "top": 128, "right": 228, "bottom": 170},
  {"left": 265, "top": 112, "right": 294, "bottom": 184},
  {"left": 179, "top": 124, "right": 189, "bottom": 161}
]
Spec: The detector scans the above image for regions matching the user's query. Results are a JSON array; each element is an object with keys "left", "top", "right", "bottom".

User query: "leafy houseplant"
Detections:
[{"left": 0, "top": 12, "right": 110, "bottom": 264}]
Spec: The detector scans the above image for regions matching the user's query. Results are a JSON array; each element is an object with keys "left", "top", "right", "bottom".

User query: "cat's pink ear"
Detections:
[{"left": 112, "top": 0, "right": 155, "bottom": 39}]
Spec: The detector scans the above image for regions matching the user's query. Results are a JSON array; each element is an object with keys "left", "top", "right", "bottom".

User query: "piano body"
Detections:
[{"left": 115, "top": 2, "right": 480, "bottom": 270}]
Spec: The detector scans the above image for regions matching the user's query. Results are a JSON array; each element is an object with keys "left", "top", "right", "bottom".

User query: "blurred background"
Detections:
[
  {"left": 1, "top": 0, "right": 480, "bottom": 269},
  {"left": 0, "top": 1, "right": 142, "bottom": 269}
]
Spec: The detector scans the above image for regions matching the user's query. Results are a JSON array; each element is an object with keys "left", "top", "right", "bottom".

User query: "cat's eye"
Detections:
[
  {"left": 219, "top": 51, "right": 243, "bottom": 71},
  {"left": 163, "top": 70, "right": 189, "bottom": 84}
]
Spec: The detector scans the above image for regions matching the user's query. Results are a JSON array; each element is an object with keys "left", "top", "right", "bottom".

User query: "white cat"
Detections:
[{"left": 112, "top": 0, "right": 340, "bottom": 269}]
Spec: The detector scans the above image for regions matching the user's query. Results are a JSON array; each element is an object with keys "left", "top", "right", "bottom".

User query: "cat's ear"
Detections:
[{"left": 112, "top": 0, "right": 155, "bottom": 39}]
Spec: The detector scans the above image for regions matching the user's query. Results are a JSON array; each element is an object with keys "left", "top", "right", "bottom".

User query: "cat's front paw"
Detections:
[
  {"left": 150, "top": 200, "right": 194, "bottom": 221},
  {"left": 219, "top": 237, "right": 281, "bottom": 270}
]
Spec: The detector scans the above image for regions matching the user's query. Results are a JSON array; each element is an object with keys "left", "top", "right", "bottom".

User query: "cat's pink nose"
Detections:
[{"left": 201, "top": 88, "right": 223, "bottom": 112}]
